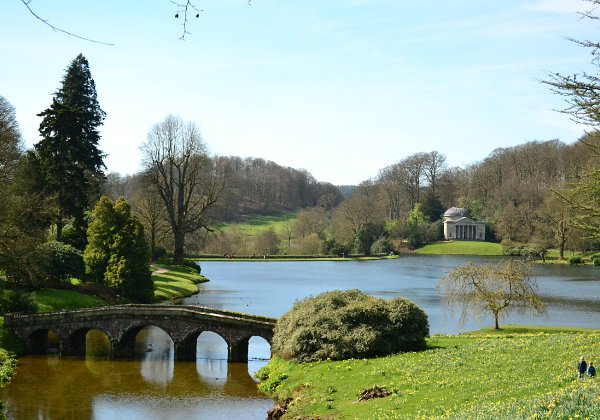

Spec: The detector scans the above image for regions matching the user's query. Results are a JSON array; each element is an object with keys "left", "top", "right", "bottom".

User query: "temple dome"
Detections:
[{"left": 442, "top": 207, "right": 469, "bottom": 219}]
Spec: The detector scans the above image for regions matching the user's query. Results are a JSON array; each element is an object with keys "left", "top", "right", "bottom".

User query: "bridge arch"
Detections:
[
  {"left": 114, "top": 323, "right": 175, "bottom": 358},
  {"left": 28, "top": 328, "right": 60, "bottom": 354},
  {"left": 196, "top": 330, "right": 228, "bottom": 360},
  {"left": 248, "top": 335, "right": 271, "bottom": 361},
  {"left": 4, "top": 305, "right": 276, "bottom": 362}
]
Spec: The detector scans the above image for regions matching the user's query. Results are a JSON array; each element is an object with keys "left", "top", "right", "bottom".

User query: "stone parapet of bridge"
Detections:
[{"left": 4, "top": 305, "right": 277, "bottom": 362}]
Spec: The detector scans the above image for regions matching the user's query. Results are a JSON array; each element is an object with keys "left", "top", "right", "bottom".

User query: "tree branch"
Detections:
[
  {"left": 170, "top": 0, "right": 204, "bottom": 40},
  {"left": 170, "top": 0, "right": 252, "bottom": 40},
  {"left": 20, "top": 0, "right": 114, "bottom": 46}
]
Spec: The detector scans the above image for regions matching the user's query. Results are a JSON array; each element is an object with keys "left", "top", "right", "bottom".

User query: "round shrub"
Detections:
[
  {"left": 271, "top": 289, "right": 429, "bottom": 362},
  {"left": 37, "top": 241, "right": 85, "bottom": 284}
]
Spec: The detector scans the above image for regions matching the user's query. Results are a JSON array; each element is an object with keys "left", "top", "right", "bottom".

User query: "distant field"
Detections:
[
  {"left": 416, "top": 241, "right": 503, "bottom": 256},
  {"left": 221, "top": 213, "right": 296, "bottom": 237}
]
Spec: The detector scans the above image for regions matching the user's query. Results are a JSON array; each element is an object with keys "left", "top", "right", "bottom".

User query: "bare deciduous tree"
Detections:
[
  {"left": 131, "top": 180, "right": 171, "bottom": 259},
  {"left": 436, "top": 260, "right": 546, "bottom": 330},
  {"left": 141, "top": 115, "right": 228, "bottom": 264}
]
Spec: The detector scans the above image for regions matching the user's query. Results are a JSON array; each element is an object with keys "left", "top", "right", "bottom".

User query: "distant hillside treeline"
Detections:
[
  {"left": 104, "top": 156, "right": 345, "bottom": 221},
  {"left": 105, "top": 136, "right": 599, "bottom": 257}
]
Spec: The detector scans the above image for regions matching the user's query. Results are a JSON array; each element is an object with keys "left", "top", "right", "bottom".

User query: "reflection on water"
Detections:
[
  {"left": 138, "top": 327, "right": 174, "bottom": 387},
  {"left": 0, "top": 326, "right": 273, "bottom": 419}
]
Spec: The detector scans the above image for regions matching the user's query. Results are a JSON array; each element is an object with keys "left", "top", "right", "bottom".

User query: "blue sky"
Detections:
[{"left": 0, "top": 0, "right": 596, "bottom": 185}]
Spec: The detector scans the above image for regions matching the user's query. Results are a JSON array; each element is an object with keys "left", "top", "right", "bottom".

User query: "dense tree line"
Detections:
[
  {"left": 244, "top": 138, "right": 597, "bottom": 259},
  {"left": 0, "top": 56, "right": 153, "bottom": 304},
  {"left": 218, "top": 156, "right": 344, "bottom": 218}
]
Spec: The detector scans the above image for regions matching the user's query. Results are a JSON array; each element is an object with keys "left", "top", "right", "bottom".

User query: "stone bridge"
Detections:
[{"left": 4, "top": 305, "right": 277, "bottom": 362}]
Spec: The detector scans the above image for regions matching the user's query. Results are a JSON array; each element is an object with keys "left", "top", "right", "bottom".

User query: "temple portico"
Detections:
[{"left": 442, "top": 207, "right": 486, "bottom": 241}]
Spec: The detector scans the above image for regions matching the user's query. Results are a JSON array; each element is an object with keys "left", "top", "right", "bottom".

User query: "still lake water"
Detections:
[
  {"left": 2, "top": 255, "right": 599, "bottom": 419},
  {"left": 187, "top": 255, "right": 600, "bottom": 333}
]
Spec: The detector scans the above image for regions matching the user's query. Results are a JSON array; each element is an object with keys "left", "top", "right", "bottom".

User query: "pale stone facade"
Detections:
[{"left": 442, "top": 207, "right": 485, "bottom": 241}]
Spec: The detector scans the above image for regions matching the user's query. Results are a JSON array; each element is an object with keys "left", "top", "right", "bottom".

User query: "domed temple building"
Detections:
[{"left": 442, "top": 207, "right": 486, "bottom": 241}]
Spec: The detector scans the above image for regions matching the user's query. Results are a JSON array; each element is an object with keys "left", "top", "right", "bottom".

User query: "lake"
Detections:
[
  {"left": 2, "top": 255, "right": 598, "bottom": 419},
  {"left": 186, "top": 255, "right": 600, "bottom": 333}
]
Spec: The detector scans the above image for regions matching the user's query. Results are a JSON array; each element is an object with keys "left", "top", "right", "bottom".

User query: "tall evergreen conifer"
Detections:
[
  {"left": 84, "top": 196, "right": 154, "bottom": 303},
  {"left": 35, "top": 54, "right": 106, "bottom": 243}
]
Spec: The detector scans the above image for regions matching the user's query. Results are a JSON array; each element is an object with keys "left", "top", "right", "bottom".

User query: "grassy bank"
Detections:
[
  {"left": 258, "top": 326, "right": 600, "bottom": 419},
  {"left": 34, "top": 288, "right": 107, "bottom": 312},
  {"left": 25, "top": 263, "right": 207, "bottom": 311},
  {"left": 416, "top": 241, "right": 503, "bottom": 256},
  {"left": 152, "top": 264, "right": 208, "bottom": 300}
]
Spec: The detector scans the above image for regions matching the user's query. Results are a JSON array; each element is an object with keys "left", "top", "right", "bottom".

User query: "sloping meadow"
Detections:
[{"left": 258, "top": 329, "right": 600, "bottom": 419}]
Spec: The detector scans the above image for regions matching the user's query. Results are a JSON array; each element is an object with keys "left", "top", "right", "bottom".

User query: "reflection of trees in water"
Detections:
[
  {"left": 0, "top": 355, "right": 95, "bottom": 419},
  {"left": 0, "top": 326, "right": 272, "bottom": 418},
  {"left": 541, "top": 295, "right": 600, "bottom": 312},
  {"left": 0, "top": 352, "right": 269, "bottom": 419}
]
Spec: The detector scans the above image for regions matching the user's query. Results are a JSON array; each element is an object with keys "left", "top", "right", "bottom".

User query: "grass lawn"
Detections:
[
  {"left": 258, "top": 325, "right": 600, "bottom": 419},
  {"left": 152, "top": 264, "right": 208, "bottom": 301},
  {"left": 34, "top": 288, "right": 107, "bottom": 312},
  {"left": 221, "top": 213, "right": 296, "bottom": 237},
  {"left": 416, "top": 241, "right": 503, "bottom": 256},
  {"left": 18, "top": 263, "right": 208, "bottom": 312}
]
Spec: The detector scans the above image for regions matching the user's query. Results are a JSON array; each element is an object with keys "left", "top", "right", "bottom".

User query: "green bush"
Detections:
[
  {"left": 370, "top": 237, "right": 393, "bottom": 255},
  {"left": 502, "top": 244, "right": 526, "bottom": 256},
  {"left": 37, "top": 241, "right": 85, "bottom": 284},
  {"left": 152, "top": 246, "right": 167, "bottom": 261},
  {"left": 181, "top": 260, "right": 201, "bottom": 273},
  {"left": 592, "top": 256, "right": 600, "bottom": 266},
  {"left": 0, "top": 290, "right": 38, "bottom": 313},
  {"left": 568, "top": 255, "right": 583, "bottom": 265},
  {"left": 271, "top": 289, "right": 429, "bottom": 362}
]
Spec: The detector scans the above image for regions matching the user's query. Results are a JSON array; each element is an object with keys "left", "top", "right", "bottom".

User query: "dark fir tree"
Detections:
[
  {"left": 420, "top": 188, "right": 446, "bottom": 222},
  {"left": 35, "top": 54, "right": 106, "bottom": 244}
]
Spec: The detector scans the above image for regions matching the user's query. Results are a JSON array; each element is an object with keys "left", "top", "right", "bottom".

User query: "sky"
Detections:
[{"left": 0, "top": 0, "right": 597, "bottom": 186}]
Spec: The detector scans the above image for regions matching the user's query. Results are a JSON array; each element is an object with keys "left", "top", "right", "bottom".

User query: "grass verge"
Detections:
[
  {"left": 416, "top": 241, "right": 503, "bottom": 256},
  {"left": 257, "top": 325, "right": 600, "bottom": 419},
  {"left": 152, "top": 264, "right": 208, "bottom": 301}
]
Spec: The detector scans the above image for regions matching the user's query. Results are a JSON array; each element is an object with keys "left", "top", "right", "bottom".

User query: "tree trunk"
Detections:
[
  {"left": 173, "top": 231, "right": 185, "bottom": 265},
  {"left": 559, "top": 239, "right": 565, "bottom": 260},
  {"left": 494, "top": 312, "right": 500, "bottom": 329},
  {"left": 56, "top": 219, "right": 64, "bottom": 242}
]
